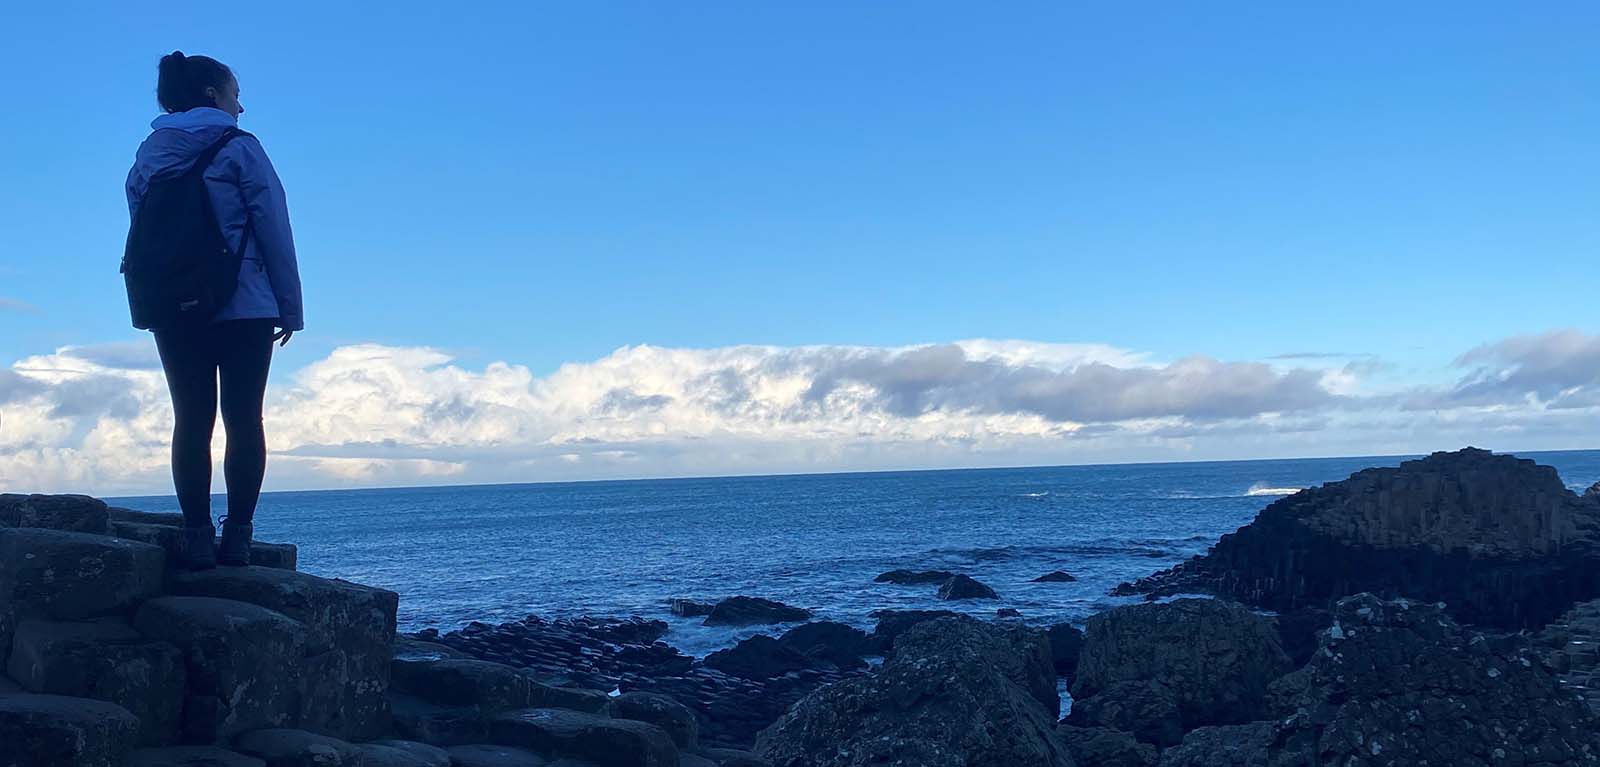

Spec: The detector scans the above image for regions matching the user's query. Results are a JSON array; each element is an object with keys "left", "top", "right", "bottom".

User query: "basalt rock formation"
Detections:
[
  {"left": 1115, "top": 448, "right": 1600, "bottom": 631},
  {"left": 0, "top": 496, "right": 770, "bottom": 767},
  {"left": 1161, "top": 594, "right": 1600, "bottom": 766},
  {"left": 754, "top": 615, "right": 1073, "bottom": 767}
]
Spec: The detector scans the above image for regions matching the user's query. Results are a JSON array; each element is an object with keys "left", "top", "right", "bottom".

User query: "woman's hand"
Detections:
[{"left": 273, "top": 329, "right": 294, "bottom": 347}]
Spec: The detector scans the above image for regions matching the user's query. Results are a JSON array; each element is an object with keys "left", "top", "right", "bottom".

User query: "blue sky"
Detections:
[{"left": 2, "top": 3, "right": 1598, "bottom": 492}]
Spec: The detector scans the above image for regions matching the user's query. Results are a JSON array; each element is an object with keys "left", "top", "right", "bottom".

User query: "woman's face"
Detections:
[{"left": 206, "top": 76, "right": 244, "bottom": 118}]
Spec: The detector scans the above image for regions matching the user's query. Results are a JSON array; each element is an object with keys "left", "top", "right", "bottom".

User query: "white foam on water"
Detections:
[{"left": 1245, "top": 483, "right": 1302, "bottom": 497}]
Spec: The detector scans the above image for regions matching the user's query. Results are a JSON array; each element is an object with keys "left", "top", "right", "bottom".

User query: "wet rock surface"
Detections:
[{"left": 1117, "top": 448, "right": 1600, "bottom": 630}]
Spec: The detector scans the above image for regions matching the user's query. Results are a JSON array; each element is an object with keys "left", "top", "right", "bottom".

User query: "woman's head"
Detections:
[{"left": 157, "top": 51, "right": 243, "bottom": 118}]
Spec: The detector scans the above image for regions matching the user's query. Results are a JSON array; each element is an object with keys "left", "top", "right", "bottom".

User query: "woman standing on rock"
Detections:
[{"left": 124, "top": 51, "right": 303, "bottom": 569}]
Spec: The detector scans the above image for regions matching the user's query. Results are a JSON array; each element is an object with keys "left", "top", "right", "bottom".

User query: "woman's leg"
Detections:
[
  {"left": 154, "top": 327, "right": 219, "bottom": 529},
  {"left": 217, "top": 319, "right": 275, "bottom": 527}
]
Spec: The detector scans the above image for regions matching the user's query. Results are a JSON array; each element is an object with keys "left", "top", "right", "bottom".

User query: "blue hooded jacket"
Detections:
[{"left": 126, "top": 107, "right": 304, "bottom": 331}]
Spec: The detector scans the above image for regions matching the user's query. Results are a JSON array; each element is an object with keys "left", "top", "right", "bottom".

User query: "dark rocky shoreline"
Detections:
[{"left": 5, "top": 447, "right": 1600, "bottom": 765}]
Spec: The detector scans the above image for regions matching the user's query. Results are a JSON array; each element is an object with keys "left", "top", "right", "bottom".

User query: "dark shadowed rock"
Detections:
[
  {"left": 1156, "top": 722, "right": 1277, "bottom": 767},
  {"left": 232, "top": 728, "right": 362, "bottom": 767},
  {"left": 392, "top": 658, "right": 534, "bottom": 712},
  {"left": 1071, "top": 599, "right": 1290, "bottom": 741},
  {"left": 695, "top": 747, "right": 771, "bottom": 766},
  {"left": 110, "top": 522, "right": 298, "bottom": 570},
  {"left": 1118, "top": 448, "right": 1600, "bottom": 630},
  {"left": 389, "top": 694, "right": 490, "bottom": 746},
  {"left": 1065, "top": 679, "right": 1183, "bottom": 748},
  {"left": 773, "top": 621, "right": 870, "bottom": 670},
  {"left": 491, "top": 708, "right": 679, "bottom": 766},
  {"left": 169, "top": 566, "right": 397, "bottom": 739},
  {"left": 937, "top": 574, "right": 999, "bottom": 600},
  {"left": 0, "top": 493, "right": 110, "bottom": 533},
  {"left": 1046, "top": 623, "right": 1084, "bottom": 679},
  {"left": 7, "top": 618, "right": 186, "bottom": 745},
  {"left": 0, "top": 693, "right": 140, "bottom": 767},
  {"left": 865, "top": 609, "right": 960, "bottom": 653},
  {"left": 702, "top": 597, "right": 811, "bottom": 627},
  {"left": 873, "top": 569, "right": 957, "bottom": 584},
  {"left": 670, "top": 599, "right": 716, "bottom": 618},
  {"left": 998, "top": 607, "right": 1023, "bottom": 618},
  {"left": 1537, "top": 597, "right": 1600, "bottom": 715},
  {"left": 608, "top": 691, "right": 699, "bottom": 750},
  {"left": 446, "top": 743, "right": 551, "bottom": 767},
  {"left": 356, "top": 739, "right": 452, "bottom": 767},
  {"left": 1033, "top": 571, "right": 1078, "bottom": 583},
  {"left": 702, "top": 635, "right": 810, "bottom": 681},
  {"left": 528, "top": 681, "right": 612, "bottom": 714},
  {"left": 754, "top": 615, "right": 1071, "bottom": 767},
  {"left": 109, "top": 506, "right": 186, "bottom": 527},
  {"left": 1055, "top": 724, "right": 1157, "bottom": 767},
  {"left": 1165, "top": 594, "right": 1600, "bottom": 766},
  {"left": 134, "top": 596, "right": 304, "bottom": 742},
  {"left": 128, "top": 745, "right": 269, "bottom": 766},
  {"left": 0, "top": 528, "right": 164, "bottom": 621}
]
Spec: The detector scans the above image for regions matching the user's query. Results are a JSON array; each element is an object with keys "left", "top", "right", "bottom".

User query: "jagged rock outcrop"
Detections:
[
  {"left": 1068, "top": 599, "right": 1291, "bottom": 745},
  {"left": 1117, "top": 448, "right": 1600, "bottom": 630},
  {"left": 1161, "top": 594, "right": 1600, "bottom": 766},
  {"left": 754, "top": 615, "right": 1073, "bottom": 767}
]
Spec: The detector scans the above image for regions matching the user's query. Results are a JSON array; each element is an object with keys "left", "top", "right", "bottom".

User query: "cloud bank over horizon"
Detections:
[{"left": 3, "top": 331, "right": 1598, "bottom": 495}]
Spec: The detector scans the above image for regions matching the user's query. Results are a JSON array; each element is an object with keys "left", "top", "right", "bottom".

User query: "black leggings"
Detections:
[{"left": 154, "top": 319, "right": 276, "bottom": 529}]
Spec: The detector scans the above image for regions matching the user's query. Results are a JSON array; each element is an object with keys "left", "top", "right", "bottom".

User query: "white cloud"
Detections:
[{"left": 2, "top": 334, "right": 1597, "bottom": 495}]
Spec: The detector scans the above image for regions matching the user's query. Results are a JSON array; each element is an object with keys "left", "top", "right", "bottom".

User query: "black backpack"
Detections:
[{"left": 121, "top": 128, "right": 254, "bottom": 331}]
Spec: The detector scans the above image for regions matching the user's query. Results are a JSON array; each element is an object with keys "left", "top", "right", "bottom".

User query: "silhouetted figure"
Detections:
[{"left": 124, "top": 51, "right": 303, "bottom": 569}]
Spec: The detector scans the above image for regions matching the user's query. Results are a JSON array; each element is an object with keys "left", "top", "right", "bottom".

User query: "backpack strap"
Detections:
[
  {"left": 186, "top": 127, "right": 255, "bottom": 177},
  {"left": 188, "top": 127, "right": 259, "bottom": 259}
]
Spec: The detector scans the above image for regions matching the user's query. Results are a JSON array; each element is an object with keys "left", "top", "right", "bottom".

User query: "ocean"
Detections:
[{"left": 110, "top": 450, "right": 1600, "bottom": 657}]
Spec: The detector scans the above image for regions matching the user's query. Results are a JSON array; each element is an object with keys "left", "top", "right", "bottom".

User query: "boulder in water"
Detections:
[
  {"left": 773, "top": 621, "right": 870, "bottom": 670},
  {"left": 702, "top": 635, "right": 812, "bottom": 681},
  {"left": 936, "top": 574, "right": 999, "bottom": 600},
  {"left": 670, "top": 599, "right": 716, "bottom": 618},
  {"left": 1033, "top": 570, "right": 1078, "bottom": 583},
  {"left": 702, "top": 597, "right": 811, "bottom": 627},
  {"left": 873, "top": 569, "right": 958, "bottom": 584}
]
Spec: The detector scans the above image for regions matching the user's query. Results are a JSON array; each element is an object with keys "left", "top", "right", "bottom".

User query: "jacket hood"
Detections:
[{"left": 132, "top": 108, "right": 240, "bottom": 183}]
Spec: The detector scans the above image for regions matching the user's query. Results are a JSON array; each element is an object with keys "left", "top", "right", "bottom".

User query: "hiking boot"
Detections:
[
  {"left": 218, "top": 518, "right": 253, "bottom": 567},
  {"left": 183, "top": 526, "right": 217, "bottom": 570}
]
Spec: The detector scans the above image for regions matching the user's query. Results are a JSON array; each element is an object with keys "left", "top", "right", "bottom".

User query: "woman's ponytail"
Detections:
[{"left": 155, "top": 50, "right": 233, "bottom": 113}]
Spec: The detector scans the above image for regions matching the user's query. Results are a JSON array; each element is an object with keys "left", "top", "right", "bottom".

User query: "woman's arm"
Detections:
[{"left": 230, "top": 136, "right": 305, "bottom": 332}]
